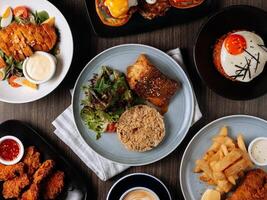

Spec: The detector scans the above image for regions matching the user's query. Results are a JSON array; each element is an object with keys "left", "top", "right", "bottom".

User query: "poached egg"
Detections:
[
  {"left": 104, "top": 0, "right": 138, "bottom": 18},
  {"left": 220, "top": 31, "right": 267, "bottom": 82}
]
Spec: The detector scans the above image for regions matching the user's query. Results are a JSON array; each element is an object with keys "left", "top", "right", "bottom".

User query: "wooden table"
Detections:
[{"left": 1, "top": 0, "right": 267, "bottom": 199}]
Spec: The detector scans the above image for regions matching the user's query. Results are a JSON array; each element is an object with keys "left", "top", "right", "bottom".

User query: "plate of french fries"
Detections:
[{"left": 180, "top": 115, "right": 267, "bottom": 200}]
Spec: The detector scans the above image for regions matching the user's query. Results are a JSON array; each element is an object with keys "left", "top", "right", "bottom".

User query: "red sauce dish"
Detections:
[{"left": 0, "top": 136, "right": 24, "bottom": 165}]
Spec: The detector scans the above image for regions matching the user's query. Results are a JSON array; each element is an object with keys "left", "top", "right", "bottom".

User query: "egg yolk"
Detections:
[
  {"left": 225, "top": 34, "right": 247, "bottom": 55},
  {"left": 104, "top": 0, "right": 129, "bottom": 18},
  {"left": 2, "top": 7, "right": 11, "bottom": 18}
]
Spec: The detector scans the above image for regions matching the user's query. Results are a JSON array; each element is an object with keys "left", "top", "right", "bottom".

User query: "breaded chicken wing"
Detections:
[
  {"left": 43, "top": 171, "right": 65, "bottom": 199},
  {"left": 0, "top": 162, "right": 25, "bottom": 181},
  {"left": 33, "top": 160, "right": 55, "bottom": 184},
  {"left": 22, "top": 146, "right": 41, "bottom": 176},
  {"left": 2, "top": 174, "right": 30, "bottom": 199},
  {"left": 21, "top": 183, "right": 39, "bottom": 200}
]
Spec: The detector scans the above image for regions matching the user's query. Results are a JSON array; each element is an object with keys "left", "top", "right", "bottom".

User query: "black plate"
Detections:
[
  {"left": 84, "top": 0, "right": 217, "bottom": 37},
  {"left": 0, "top": 120, "right": 87, "bottom": 200},
  {"left": 194, "top": 5, "right": 267, "bottom": 100},
  {"left": 107, "top": 173, "right": 171, "bottom": 200}
]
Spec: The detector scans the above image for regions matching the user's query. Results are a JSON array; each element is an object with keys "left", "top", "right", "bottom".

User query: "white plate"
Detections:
[{"left": 0, "top": 0, "right": 73, "bottom": 103}]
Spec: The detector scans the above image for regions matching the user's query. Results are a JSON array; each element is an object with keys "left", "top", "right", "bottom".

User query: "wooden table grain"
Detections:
[{"left": 1, "top": 0, "right": 267, "bottom": 199}]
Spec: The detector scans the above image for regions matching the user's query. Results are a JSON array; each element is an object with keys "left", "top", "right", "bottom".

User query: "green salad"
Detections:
[{"left": 80, "top": 66, "right": 141, "bottom": 139}]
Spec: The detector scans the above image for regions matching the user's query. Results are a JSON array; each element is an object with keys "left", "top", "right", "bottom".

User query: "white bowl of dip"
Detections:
[
  {"left": 248, "top": 137, "right": 267, "bottom": 166},
  {"left": 0, "top": 135, "right": 24, "bottom": 165},
  {"left": 23, "top": 51, "right": 57, "bottom": 84}
]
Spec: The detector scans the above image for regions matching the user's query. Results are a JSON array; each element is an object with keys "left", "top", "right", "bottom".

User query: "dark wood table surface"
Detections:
[{"left": 1, "top": 0, "right": 267, "bottom": 199}]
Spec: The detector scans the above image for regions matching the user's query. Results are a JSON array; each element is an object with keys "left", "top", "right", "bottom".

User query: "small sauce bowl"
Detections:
[
  {"left": 0, "top": 136, "right": 24, "bottom": 165},
  {"left": 248, "top": 137, "right": 267, "bottom": 166}
]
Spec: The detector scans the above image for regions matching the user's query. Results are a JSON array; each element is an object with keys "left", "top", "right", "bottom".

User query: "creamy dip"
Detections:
[
  {"left": 23, "top": 51, "right": 56, "bottom": 83},
  {"left": 250, "top": 139, "right": 267, "bottom": 164}
]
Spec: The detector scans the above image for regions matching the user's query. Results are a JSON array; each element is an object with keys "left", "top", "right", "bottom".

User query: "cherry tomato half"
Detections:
[
  {"left": 13, "top": 6, "right": 29, "bottom": 19},
  {"left": 8, "top": 76, "right": 21, "bottom": 88}
]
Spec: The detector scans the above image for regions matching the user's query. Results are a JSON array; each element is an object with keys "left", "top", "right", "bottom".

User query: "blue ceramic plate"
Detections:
[
  {"left": 180, "top": 115, "right": 267, "bottom": 200},
  {"left": 72, "top": 44, "right": 194, "bottom": 165}
]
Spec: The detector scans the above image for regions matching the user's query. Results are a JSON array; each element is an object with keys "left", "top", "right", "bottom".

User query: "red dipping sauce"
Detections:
[{"left": 0, "top": 139, "right": 20, "bottom": 161}]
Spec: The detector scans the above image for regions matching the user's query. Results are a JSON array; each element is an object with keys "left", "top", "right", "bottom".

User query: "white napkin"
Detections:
[{"left": 52, "top": 48, "right": 202, "bottom": 181}]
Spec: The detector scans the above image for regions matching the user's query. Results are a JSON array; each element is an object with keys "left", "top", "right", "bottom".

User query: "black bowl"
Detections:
[
  {"left": 106, "top": 173, "right": 171, "bottom": 200},
  {"left": 194, "top": 5, "right": 267, "bottom": 100}
]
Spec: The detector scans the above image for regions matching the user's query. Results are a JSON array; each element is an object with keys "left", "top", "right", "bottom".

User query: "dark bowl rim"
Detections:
[
  {"left": 106, "top": 173, "right": 172, "bottom": 200},
  {"left": 193, "top": 4, "right": 267, "bottom": 100}
]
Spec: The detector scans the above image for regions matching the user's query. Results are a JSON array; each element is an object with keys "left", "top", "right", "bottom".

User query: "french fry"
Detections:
[
  {"left": 209, "top": 151, "right": 221, "bottom": 163},
  {"left": 208, "top": 142, "right": 221, "bottom": 152},
  {"left": 200, "top": 173, "right": 216, "bottom": 185},
  {"left": 221, "top": 144, "right": 228, "bottom": 156},
  {"left": 204, "top": 151, "right": 215, "bottom": 161},
  {"left": 194, "top": 165, "right": 201, "bottom": 173},
  {"left": 212, "top": 149, "right": 242, "bottom": 172},
  {"left": 237, "top": 134, "right": 247, "bottom": 152},
  {"left": 194, "top": 126, "right": 254, "bottom": 194},
  {"left": 196, "top": 160, "right": 213, "bottom": 179},
  {"left": 218, "top": 126, "right": 228, "bottom": 136},
  {"left": 213, "top": 136, "right": 235, "bottom": 148},
  {"left": 227, "top": 176, "right": 236, "bottom": 185},
  {"left": 224, "top": 158, "right": 250, "bottom": 177},
  {"left": 213, "top": 171, "right": 226, "bottom": 180},
  {"left": 217, "top": 180, "right": 232, "bottom": 193}
]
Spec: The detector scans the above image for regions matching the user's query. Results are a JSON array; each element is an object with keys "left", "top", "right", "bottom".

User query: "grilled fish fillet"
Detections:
[
  {"left": 127, "top": 54, "right": 180, "bottom": 111},
  {"left": 227, "top": 169, "right": 267, "bottom": 200},
  {"left": 0, "top": 23, "right": 57, "bottom": 61}
]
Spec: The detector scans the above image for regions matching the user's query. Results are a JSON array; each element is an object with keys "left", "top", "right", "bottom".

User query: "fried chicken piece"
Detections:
[
  {"left": 2, "top": 174, "right": 30, "bottom": 199},
  {"left": 21, "top": 183, "right": 40, "bottom": 200},
  {"left": 43, "top": 171, "right": 65, "bottom": 199},
  {"left": 0, "top": 162, "right": 25, "bottom": 181},
  {"left": 227, "top": 169, "right": 267, "bottom": 200},
  {"left": 138, "top": 0, "right": 171, "bottom": 20},
  {"left": 127, "top": 54, "right": 180, "bottom": 112},
  {"left": 0, "top": 22, "right": 57, "bottom": 61},
  {"left": 33, "top": 160, "right": 55, "bottom": 184},
  {"left": 22, "top": 146, "right": 41, "bottom": 176}
]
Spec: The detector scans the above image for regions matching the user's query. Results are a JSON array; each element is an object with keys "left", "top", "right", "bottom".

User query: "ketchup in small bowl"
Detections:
[{"left": 0, "top": 136, "right": 24, "bottom": 165}]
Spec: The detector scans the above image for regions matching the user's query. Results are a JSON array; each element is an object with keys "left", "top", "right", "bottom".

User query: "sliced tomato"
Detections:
[
  {"left": 13, "top": 6, "right": 29, "bottom": 19},
  {"left": 106, "top": 123, "right": 116, "bottom": 132},
  {"left": 169, "top": 0, "right": 205, "bottom": 9},
  {"left": 8, "top": 76, "right": 21, "bottom": 88}
]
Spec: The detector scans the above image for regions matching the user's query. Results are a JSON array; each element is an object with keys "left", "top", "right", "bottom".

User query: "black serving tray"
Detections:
[
  {"left": 84, "top": 0, "right": 217, "bottom": 37},
  {"left": 0, "top": 120, "right": 87, "bottom": 200}
]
